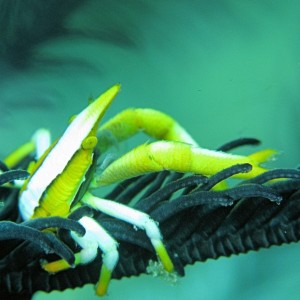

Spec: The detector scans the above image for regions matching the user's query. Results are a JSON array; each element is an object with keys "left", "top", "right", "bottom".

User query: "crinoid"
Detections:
[{"left": 1, "top": 85, "right": 300, "bottom": 299}]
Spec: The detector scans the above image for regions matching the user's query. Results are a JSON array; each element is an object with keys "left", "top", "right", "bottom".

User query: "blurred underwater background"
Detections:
[{"left": 0, "top": 0, "right": 299, "bottom": 299}]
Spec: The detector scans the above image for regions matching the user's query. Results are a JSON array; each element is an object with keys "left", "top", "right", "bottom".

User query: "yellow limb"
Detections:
[
  {"left": 3, "top": 141, "right": 35, "bottom": 169},
  {"left": 43, "top": 251, "right": 115, "bottom": 297},
  {"left": 152, "top": 239, "right": 174, "bottom": 272},
  {"left": 4, "top": 128, "right": 51, "bottom": 173},
  {"left": 96, "top": 141, "right": 276, "bottom": 186},
  {"left": 98, "top": 108, "right": 199, "bottom": 153},
  {"left": 41, "top": 253, "right": 82, "bottom": 273},
  {"left": 96, "top": 264, "right": 112, "bottom": 296}
]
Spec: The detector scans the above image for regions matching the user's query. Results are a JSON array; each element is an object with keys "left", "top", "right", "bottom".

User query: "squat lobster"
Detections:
[{"left": 5, "top": 84, "right": 275, "bottom": 296}]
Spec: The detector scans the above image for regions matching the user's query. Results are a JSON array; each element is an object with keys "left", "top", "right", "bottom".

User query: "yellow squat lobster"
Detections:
[{"left": 4, "top": 84, "right": 275, "bottom": 296}]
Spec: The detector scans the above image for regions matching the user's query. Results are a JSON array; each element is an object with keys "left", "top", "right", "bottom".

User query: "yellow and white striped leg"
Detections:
[
  {"left": 2, "top": 128, "right": 51, "bottom": 189},
  {"left": 42, "top": 216, "right": 119, "bottom": 296},
  {"left": 4, "top": 128, "right": 51, "bottom": 170},
  {"left": 82, "top": 192, "right": 174, "bottom": 273},
  {"left": 97, "top": 108, "right": 199, "bottom": 154},
  {"left": 95, "top": 140, "right": 276, "bottom": 186}
]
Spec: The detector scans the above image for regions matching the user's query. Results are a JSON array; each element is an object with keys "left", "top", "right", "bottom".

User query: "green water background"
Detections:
[{"left": 1, "top": 1, "right": 299, "bottom": 299}]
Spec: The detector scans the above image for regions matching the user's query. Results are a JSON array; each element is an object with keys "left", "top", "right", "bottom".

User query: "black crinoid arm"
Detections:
[{"left": 1, "top": 148, "right": 300, "bottom": 299}]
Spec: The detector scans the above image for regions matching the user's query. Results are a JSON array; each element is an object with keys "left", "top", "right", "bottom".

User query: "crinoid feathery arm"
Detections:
[{"left": 96, "top": 141, "right": 276, "bottom": 186}]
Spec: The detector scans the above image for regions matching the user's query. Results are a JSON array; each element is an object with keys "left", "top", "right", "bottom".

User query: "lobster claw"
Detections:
[{"left": 19, "top": 84, "right": 121, "bottom": 220}]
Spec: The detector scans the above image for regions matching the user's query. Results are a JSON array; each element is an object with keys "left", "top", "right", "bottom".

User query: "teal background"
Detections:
[{"left": 1, "top": 1, "right": 299, "bottom": 299}]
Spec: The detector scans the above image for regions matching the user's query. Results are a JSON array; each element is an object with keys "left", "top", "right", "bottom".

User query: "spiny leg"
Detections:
[{"left": 42, "top": 216, "right": 119, "bottom": 296}]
